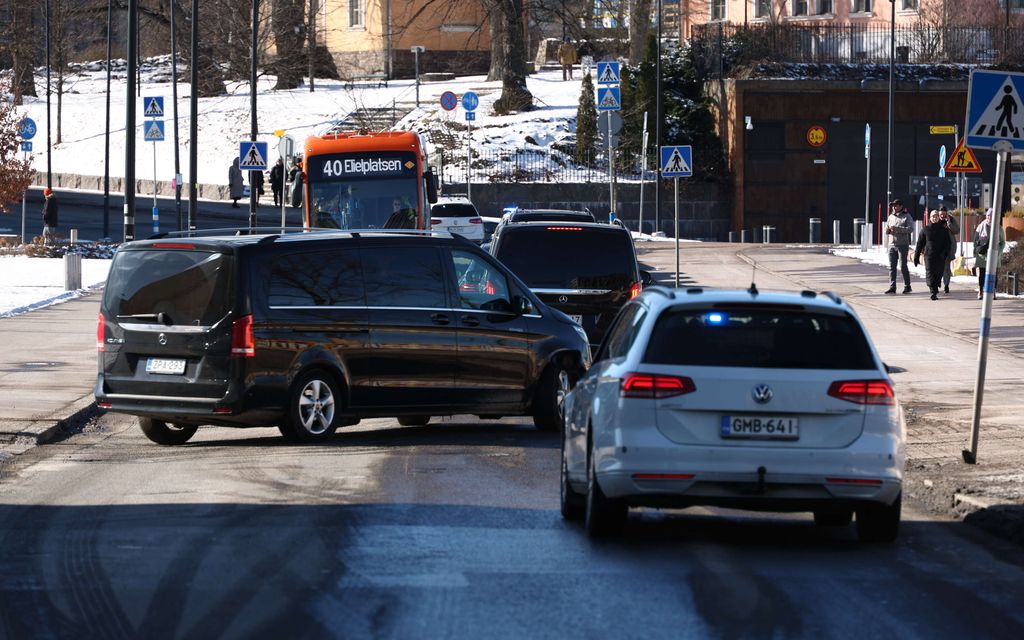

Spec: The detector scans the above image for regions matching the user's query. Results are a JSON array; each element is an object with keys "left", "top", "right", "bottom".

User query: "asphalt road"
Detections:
[{"left": 2, "top": 243, "right": 1024, "bottom": 638}]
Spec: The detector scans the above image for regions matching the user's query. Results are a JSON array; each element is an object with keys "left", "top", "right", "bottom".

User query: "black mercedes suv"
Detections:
[{"left": 96, "top": 229, "right": 590, "bottom": 444}]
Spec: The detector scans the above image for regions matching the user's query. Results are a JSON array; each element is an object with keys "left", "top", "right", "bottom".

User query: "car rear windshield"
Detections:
[
  {"left": 103, "top": 249, "right": 232, "bottom": 327},
  {"left": 644, "top": 306, "right": 876, "bottom": 369},
  {"left": 512, "top": 212, "right": 594, "bottom": 223},
  {"left": 431, "top": 203, "right": 478, "bottom": 218},
  {"left": 495, "top": 227, "right": 636, "bottom": 289}
]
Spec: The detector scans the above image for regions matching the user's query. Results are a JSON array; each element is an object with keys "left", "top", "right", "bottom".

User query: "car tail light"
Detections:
[
  {"left": 629, "top": 281, "right": 642, "bottom": 299},
  {"left": 96, "top": 313, "right": 105, "bottom": 352},
  {"left": 152, "top": 243, "right": 196, "bottom": 249},
  {"left": 98, "top": 402, "right": 112, "bottom": 409},
  {"left": 827, "top": 380, "right": 894, "bottom": 405},
  {"left": 430, "top": 218, "right": 442, "bottom": 225},
  {"left": 469, "top": 218, "right": 482, "bottom": 224},
  {"left": 632, "top": 473, "right": 695, "bottom": 480},
  {"left": 230, "top": 314, "right": 255, "bottom": 357},
  {"left": 213, "top": 406, "right": 234, "bottom": 415},
  {"left": 621, "top": 373, "right": 696, "bottom": 398}
]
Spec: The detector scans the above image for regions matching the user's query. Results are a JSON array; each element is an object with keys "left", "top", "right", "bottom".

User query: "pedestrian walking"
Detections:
[
  {"left": 973, "top": 209, "right": 1007, "bottom": 300},
  {"left": 251, "top": 168, "right": 265, "bottom": 207},
  {"left": 914, "top": 210, "right": 953, "bottom": 300},
  {"left": 41, "top": 187, "right": 59, "bottom": 244},
  {"left": 270, "top": 158, "right": 284, "bottom": 207},
  {"left": 228, "top": 157, "right": 244, "bottom": 208},
  {"left": 939, "top": 207, "right": 959, "bottom": 294},
  {"left": 557, "top": 38, "right": 577, "bottom": 81},
  {"left": 289, "top": 158, "right": 304, "bottom": 209},
  {"left": 884, "top": 199, "right": 914, "bottom": 294}
]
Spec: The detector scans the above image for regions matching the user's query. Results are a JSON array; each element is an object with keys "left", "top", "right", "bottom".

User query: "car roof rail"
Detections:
[
  {"left": 152, "top": 226, "right": 336, "bottom": 239},
  {"left": 686, "top": 287, "right": 704, "bottom": 295},
  {"left": 800, "top": 290, "right": 818, "bottom": 298},
  {"left": 821, "top": 291, "right": 843, "bottom": 304},
  {"left": 645, "top": 286, "right": 676, "bottom": 299}
]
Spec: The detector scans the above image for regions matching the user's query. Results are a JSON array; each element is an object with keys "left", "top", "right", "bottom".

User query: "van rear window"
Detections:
[
  {"left": 644, "top": 308, "right": 876, "bottom": 370},
  {"left": 103, "top": 250, "right": 231, "bottom": 327},
  {"left": 495, "top": 227, "right": 636, "bottom": 289}
]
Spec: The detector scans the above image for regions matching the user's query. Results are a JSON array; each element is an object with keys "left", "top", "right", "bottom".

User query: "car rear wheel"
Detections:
[
  {"left": 855, "top": 494, "right": 901, "bottom": 543},
  {"left": 139, "top": 417, "right": 198, "bottom": 446},
  {"left": 397, "top": 416, "right": 430, "bottom": 426},
  {"left": 279, "top": 370, "right": 341, "bottom": 443},
  {"left": 533, "top": 363, "right": 572, "bottom": 432},
  {"left": 813, "top": 509, "right": 853, "bottom": 527},
  {"left": 585, "top": 443, "right": 627, "bottom": 537},
  {"left": 560, "top": 439, "right": 585, "bottom": 521}
]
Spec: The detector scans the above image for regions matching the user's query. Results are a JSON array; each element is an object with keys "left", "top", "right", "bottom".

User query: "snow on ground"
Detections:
[
  {"left": 17, "top": 59, "right": 586, "bottom": 188},
  {"left": 0, "top": 256, "right": 111, "bottom": 318}
]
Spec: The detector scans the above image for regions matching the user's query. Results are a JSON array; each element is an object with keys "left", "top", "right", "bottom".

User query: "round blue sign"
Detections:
[
  {"left": 19, "top": 117, "right": 37, "bottom": 140},
  {"left": 462, "top": 91, "right": 479, "bottom": 112},
  {"left": 440, "top": 91, "right": 458, "bottom": 111}
]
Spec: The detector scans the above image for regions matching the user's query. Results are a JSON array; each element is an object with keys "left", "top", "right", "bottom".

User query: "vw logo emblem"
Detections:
[
  {"left": 158, "top": 333, "right": 167, "bottom": 346},
  {"left": 752, "top": 384, "right": 773, "bottom": 404},
  {"left": 558, "top": 295, "right": 569, "bottom": 304}
]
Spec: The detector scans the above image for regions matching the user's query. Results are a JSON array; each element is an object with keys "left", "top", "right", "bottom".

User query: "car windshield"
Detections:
[
  {"left": 495, "top": 227, "right": 636, "bottom": 289},
  {"left": 103, "top": 249, "right": 232, "bottom": 327},
  {"left": 306, "top": 151, "right": 420, "bottom": 229},
  {"left": 644, "top": 306, "right": 876, "bottom": 369}
]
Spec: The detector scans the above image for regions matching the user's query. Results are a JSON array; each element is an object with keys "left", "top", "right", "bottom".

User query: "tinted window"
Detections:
[
  {"left": 268, "top": 249, "right": 363, "bottom": 307},
  {"left": 596, "top": 304, "right": 645, "bottom": 361},
  {"left": 103, "top": 249, "right": 231, "bottom": 326},
  {"left": 450, "top": 250, "right": 511, "bottom": 311},
  {"left": 512, "top": 211, "right": 595, "bottom": 223},
  {"left": 495, "top": 227, "right": 637, "bottom": 289},
  {"left": 644, "top": 307, "right": 876, "bottom": 369},
  {"left": 432, "top": 203, "right": 478, "bottom": 218},
  {"left": 362, "top": 246, "right": 447, "bottom": 308}
]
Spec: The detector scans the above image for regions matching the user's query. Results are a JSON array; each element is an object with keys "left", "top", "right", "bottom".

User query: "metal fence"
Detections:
[
  {"left": 691, "top": 22, "right": 1024, "bottom": 74},
  {"left": 436, "top": 147, "right": 654, "bottom": 185}
]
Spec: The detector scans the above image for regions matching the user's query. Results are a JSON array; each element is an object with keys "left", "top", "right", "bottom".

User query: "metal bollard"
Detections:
[
  {"left": 763, "top": 225, "right": 776, "bottom": 244},
  {"left": 70, "top": 228, "right": 78, "bottom": 246},
  {"left": 1009, "top": 272, "right": 1019, "bottom": 296},
  {"left": 853, "top": 218, "right": 866, "bottom": 245},
  {"left": 833, "top": 219, "right": 841, "bottom": 244},
  {"left": 753, "top": 226, "right": 763, "bottom": 243},
  {"left": 740, "top": 229, "right": 748, "bottom": 243},
  {"left": 809, "top": 217, "right": 821, "bottom": 244},
  {"left": 728, "top": 231, "right": 736, "bottom": 243},
  {"left": 64, "top": 252, "right": 82, "bottom": 291}
]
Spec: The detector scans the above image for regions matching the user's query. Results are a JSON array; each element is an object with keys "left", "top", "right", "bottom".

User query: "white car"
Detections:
[
  {"left": 430, "top": 197, "right": 484, "bottom": 243},
  {"left": 561, "top": 286, "right": 906, "bottom": 542}
]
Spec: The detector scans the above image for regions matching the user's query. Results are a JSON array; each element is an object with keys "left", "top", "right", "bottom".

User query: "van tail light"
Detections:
[
  {"left": 827, "top": 380, "right": 894, "bottom": 405},
  {"left": 96, "top": 313, "right": 106, "bottom": 352},
  {"left": 469, "top": 217, "right": 483, "bottom": 224},
  {"left": 430, "top": 218, "right": 442, "bottom": 225},
  {"left": 621, "top": 373, "right": 696, "bottom": 398},
  {"left": 230, "top": 314, "right": 255, "bottom": 357},
  {"left": 629, "top": 281, "right": 642, "bottom": 299}
]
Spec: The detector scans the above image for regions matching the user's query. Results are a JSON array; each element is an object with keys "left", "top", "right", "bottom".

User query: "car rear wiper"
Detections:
[{"left": 117, "top": 312, "right": 172, "bottom": 325}]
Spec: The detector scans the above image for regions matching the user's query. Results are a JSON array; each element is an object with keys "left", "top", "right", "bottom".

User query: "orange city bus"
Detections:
[{"left": 301, "top": 130, "right": 438, "bottom": 231}]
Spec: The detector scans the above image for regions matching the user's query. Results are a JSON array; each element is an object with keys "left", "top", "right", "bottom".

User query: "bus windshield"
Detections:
[{"left": 306, "top": 151, "right": 421, "bottom": 230}]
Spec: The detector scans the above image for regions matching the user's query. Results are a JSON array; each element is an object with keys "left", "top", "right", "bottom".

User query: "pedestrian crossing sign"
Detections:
[
  {"left": 143, "top": 96, "right": 164, "bottom": 118},
  {"left": 239, "top": 141, "right": 268, "bottom": 171},
  {"left": 597, "top": 87, "right": 621, "bottom": 111},
  {"left": 596, "top": 61, "right": 620, "bottom": 85},
  {"left": 143, "top": 120, "right": 165, "bottom": 141},
  {"left": 660, "top": 145, "right": 693, "bottom": 178},
  {"left": 944, "top": 139, "right": 982, "bottom": 173},
  {"left": 965, "top": 69, "right": 1024, "bottom": 152}
]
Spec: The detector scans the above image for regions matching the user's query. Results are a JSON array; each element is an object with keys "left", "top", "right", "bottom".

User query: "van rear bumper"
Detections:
[{"left": 95, "top": 382, "right": 281, "bottom": 427}]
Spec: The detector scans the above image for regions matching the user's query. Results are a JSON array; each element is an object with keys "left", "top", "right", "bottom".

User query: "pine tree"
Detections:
[{"left": 575, "top": 73, "right": 598, "bottom": 167}]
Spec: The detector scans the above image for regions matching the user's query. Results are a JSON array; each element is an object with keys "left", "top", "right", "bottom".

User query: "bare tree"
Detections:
[
  {"left": 3, "top": 2, "right": 37, "bottom": 103},
  {"left": 628, "top": 0, "right": 652, "bottom": 64},
  {"left": 485, "top": 0, "right": 533, "bottom": 113},
  {"left": 0, "top": 77, "right": 36, "bottom": 212},
  {"left": 272, "top": 0, "right": 305, "bottom": 89}
]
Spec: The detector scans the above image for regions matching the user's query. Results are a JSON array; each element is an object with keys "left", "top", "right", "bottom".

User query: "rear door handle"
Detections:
[
  {"left": 461, "top": 315, "right": 480, "bottom": 327},
  {"left": 431, "top": 313, "right": 450, "bottom": 325}
]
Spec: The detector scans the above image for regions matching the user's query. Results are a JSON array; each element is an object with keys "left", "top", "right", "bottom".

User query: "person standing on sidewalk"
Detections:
[
  {"left": 228, "top": 158, "right": 244, "bottom": 208},
  {"left": 557, "top": 38, "right": 577, "bottom": 81},
  {"left": 973, "top": 209, "right": 1006, "bottom": 300},
  {"left": 41, "top": 188, "right": 59, "bottom": 244},
  {"left": 914, "top": 210, "right": 952, "bottom": 300},
  {"left": 270, "top": 158, "right": 284, "bottom": 207},
  {"left": 939, "top": 207, "right": 959, "bottom": 294},
  {"left": 884, "top": 199, "right": 914, "bottom": 294}
]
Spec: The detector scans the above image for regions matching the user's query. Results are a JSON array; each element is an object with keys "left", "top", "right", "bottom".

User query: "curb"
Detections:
[{"left": 0, "top": 395, "right": 99, "bottom": 462}]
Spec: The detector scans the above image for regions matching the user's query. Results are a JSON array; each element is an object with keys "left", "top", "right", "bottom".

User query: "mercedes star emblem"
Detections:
[
  {"left": 158, "top": 333, "right": 167, "bottom": 346},
  {"left": 558, "top": 295, "right": 569, "bottom": 304},
  {"left": 752, "top": 384, "right": 773, "bottom": 404}
]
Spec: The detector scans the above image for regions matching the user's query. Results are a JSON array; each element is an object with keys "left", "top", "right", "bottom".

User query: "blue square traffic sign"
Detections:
[
  {"left": 143, "top": 120, "right": 165, "bottom": 141},
  {"left": 966, "top": 69, "right": 1024, "bottom": 152},
  {"left": 239, "top": 141, "right": 269, "bottom": 171},
  {"left": 596, "top": 61, "right": 620, "bottom": 85},
  {"left": 660, "top": 145, "right": 693, "bottom": 178},
  {"left": 597, "top": 87, "right": 621, "bottom": 112},
  {"left": 21, "top": 141, "right": 32, "bottom": 152},
  {"left": 143, "top": 96, "right": 165, "bottom": 118}
]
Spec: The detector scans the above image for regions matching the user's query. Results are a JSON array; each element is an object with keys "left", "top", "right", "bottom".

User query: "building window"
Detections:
[
  {"left": 853, "top": 0, "right": 872, "bottom": 12},
  {"left": 349, "top": 0, "right": 364, "bottom": 28},
  {"left": 816, "top": 0, "right": 833, "bottom": 13},
  {"left": 793, "top": 0, "right": 809, "bottom": 15},
  {"left": 755, "top": 0, "right": 772, "bottom": 17},
  {"left": 900, "top": 0, "right": 918, "bottom": 10},
  {"left": 710, "top": 0, "right": 726, "bottom": 20}
]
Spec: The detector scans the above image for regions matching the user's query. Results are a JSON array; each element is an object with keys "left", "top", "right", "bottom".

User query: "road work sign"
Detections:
[
  {"left": 966, "top": 69, "right": 1024, "bottom": 152},
  {"left": 944, "top": 139, "right": 982, "bottom": 173},
  {"left": 239, "top": 141, "right": 268, "bottom": 171},
  {"left": 661, "top": 145, "right": 693, "bottom": 178}
]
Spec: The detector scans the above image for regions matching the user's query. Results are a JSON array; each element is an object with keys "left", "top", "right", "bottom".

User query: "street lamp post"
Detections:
[
  {"left": 104, "top": 0, "right": 112, "bottom": 239},
  {"left": 886, "top": 0, "right": 896, "bottom": 209},
  {"left": 655, "top": 0, "right": 663, "bottom": 235},
  {"left": 125, "top": 0, "right": 139, "bottom": 242},
  {"left": 188, "top": 0, "right": 198, "bottom": 230},
  {"left": 250, "top": 0, "right": 259, "bottom": 230},
  {"left": 411, "top": 46, "right": 425, "bottom": 107}
]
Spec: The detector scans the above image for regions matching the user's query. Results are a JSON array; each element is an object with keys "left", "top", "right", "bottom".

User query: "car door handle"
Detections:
[
  {"left": 431, "top": 313, "right": 450, "bottom": 325},
  {"left": 461, "top": 315, "right": 480, "bottom": 327}
]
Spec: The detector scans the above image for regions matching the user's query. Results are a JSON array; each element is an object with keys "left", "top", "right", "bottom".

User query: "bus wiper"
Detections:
[{"left": 117, "top": 312, "right": 172, "bottom": 325}]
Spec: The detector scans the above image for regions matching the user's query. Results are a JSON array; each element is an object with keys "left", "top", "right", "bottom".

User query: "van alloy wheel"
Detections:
[
  {"left": 298, "top": 378, "right": 335, "bottom": 435},
  {"left": 280, "top": 371, "right": 341, "bottom": 443}
]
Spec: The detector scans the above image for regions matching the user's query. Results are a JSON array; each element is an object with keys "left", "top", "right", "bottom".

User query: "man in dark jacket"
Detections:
[
  {"left": 270, "top": 158, "right": 284, "bottom": 207},
  {"left": 42, "top": 188, "right": 59, "bottom": 244},
  {"left": 914, "top": 210, "right": 953, "bottom": 300}
]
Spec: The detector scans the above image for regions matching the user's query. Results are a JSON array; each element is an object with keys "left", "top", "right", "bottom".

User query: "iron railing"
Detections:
[{"left": 436, "top": 147, "right": 656, "bottom": 185}]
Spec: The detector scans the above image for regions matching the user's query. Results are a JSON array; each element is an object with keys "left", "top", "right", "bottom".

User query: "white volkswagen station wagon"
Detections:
[{"left": 561, "top": 286, "right": 906, "bottom": 542}]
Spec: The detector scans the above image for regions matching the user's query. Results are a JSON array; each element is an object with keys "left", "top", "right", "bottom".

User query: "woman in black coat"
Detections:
[{"left": 914, "top": 210, "right": 953, "bottom": 300}]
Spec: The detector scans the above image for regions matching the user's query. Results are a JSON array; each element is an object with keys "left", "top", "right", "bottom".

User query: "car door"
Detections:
[
  {"left": 446, "top": 248, "right": 531, "bottom": 408},
  {"left": 361, "top": 243, "right": 457, "bottom": 409}
]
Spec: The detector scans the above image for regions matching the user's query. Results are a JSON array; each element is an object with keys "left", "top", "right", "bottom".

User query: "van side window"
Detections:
[
  {"left": 362, "top": 246, "right": 447, "bottom": 308},
  {"left": 268, "top": 249, "right": 364, "bottom": 306},
  {"left": 595, "top": 304, "right": 645, "bottom": 361},
  {"left": 450, "top": 250, "right": 511, "bottom": 311}
]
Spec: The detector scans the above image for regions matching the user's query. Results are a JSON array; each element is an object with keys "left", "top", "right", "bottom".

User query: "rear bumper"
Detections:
[{"left": 94, "top": 378, "right": 280, "bottom": 427}]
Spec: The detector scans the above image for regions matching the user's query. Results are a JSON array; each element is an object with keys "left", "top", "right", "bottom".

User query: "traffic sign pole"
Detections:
[
  {"left": 152, "top": 139, "right": 159, "bottom": 235},
  {"left": 608, "top": 111, "right": 613, "bottom": 220},
  {"left": 865, "top": 123, "right": 871, "bottom": 245},
  {"left": 674, "top": 177, "right": 680, "bottom": 288},
  {"left": 20, "top": 150, "right": 27, "bottom": 243}
]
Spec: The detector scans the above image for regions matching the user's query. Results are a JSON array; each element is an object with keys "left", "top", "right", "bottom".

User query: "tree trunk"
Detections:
[
  {"left": 9, "top": 3, "right": 37, "bottom": 103},
  {"left": 486, "top": 6, "right": 504, "bottom": 82},
  {"left": 628, "top": 0, "right": 653, "bottom": 64},
  {"left": 488, "top": 0, "right": 533, "bottom": 114},
  {"left": 272, "top": 0, "right": 305, "bottom": 89}
]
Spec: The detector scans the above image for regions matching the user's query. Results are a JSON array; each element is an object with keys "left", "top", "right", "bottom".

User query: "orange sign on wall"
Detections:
[{"left": 806, "top": 126, "right": 827, "bottom": 147}]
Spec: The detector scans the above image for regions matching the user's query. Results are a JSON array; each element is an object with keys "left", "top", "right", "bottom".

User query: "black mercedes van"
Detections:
[{"left": 96, "top": 229, "right": 590, "bottom": 444}]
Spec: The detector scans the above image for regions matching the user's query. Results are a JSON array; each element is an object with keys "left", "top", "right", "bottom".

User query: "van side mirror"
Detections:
[
  {"left": 513, "top": 295, "right": 534, "bottom": 316},
  {"left": 425, "top": 169, "right": 439, "bottom": 204},
  {"left": 640, "top": 269, "right": 653, "bottom": 287}
]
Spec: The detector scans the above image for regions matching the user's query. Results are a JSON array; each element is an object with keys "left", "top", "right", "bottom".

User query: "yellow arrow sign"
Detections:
[
  {"left": 944, "top": 139, "right": 983, "bottom": 173},
  {"left": 930, "top": 125, "right": 956, "bottom": 135}
]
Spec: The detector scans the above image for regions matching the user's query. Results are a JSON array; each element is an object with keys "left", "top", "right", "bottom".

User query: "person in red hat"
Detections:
[{"left": 42, "top": 187, "right": 59, "bottom": 244}]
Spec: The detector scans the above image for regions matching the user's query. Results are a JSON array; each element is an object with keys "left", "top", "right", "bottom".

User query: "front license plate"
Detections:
[
  {"left": 146, "top": 358, "right": 186, "bottom": 375},
  {"left": 721, "top": 416, "right": 799, "bottom": 439},
  {"left": 569, "top": 314, "right": 583, "bottom": 325}
]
